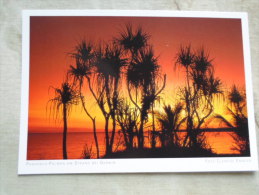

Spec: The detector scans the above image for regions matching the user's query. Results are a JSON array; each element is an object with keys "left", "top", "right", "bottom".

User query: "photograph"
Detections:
[{"left": 19, "top": 10, "right": 258, "bottom": 174}]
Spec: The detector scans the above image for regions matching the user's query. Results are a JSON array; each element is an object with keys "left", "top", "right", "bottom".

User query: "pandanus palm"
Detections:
[
  {"left": 193, "top": 49, "right": 221, "bottom": 147},
  {"left": 117, "top": 24, "right": 150, "bottom": 110},
  {"left": 127, "top": 47, "right": 163, "bottom": 149},
  {"left": 69, "top": 40, "right": 100, "bottom": 158},
  {"left": 214, "top": 85, "right": 249, "bottom": 155},
  {"left": 118, "top": 24, "right": 166, "bottom": 149},
  {"left": 175, "top": 45, "right": 195, "bottom": 146},
  {"left": 176, "top": 45, "right": 222, "bottom": 148},
  {"left": 93, "top": 43, "right": 127, "bottom": 155},
  {"left": 49, "top": 82, "right": 78, "bottom": 159}
]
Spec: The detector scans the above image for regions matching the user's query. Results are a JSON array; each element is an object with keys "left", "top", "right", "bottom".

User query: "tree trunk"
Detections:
[
  {"left": 129, "top": 131, "right": 134, "bottom": 150},
  {"left": 151, "top": 105, "right": 156, "bottom": 148},
  {"left": 120, "top": 125, "right": 130, "bottom": 150},
  {"left": 79, "top": 84, "right": 100, "bottom": 159},
  {"left": 109, "top": 114, "right": 116, "bottom": 150},
  {"left": 105, "top": 117, "right": 111, "bottom": 155},
  {"left": 109, "top": 77, "right": 120, "bottom": 155},
  {"left": 138, "top": 120, "right": 144, "bottom": 149},
  {"left": 92, "top": 118, "right": 100, "bottom": 158},
  {"left": 63, "top": 103, "right": 68, "bottom": 159}
]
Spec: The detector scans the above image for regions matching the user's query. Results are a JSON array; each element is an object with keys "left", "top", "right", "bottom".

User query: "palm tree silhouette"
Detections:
[
  {"left": 118, "top": 24, "right": 166, "bottom": 149},
  {"left": 116, "top": 24, "right": 150, "bottom": 109},
  {"left": 49, "top": 82, "right": 78, "bottom": 159},
  {"left": 175, "top": 45, "right": 222, "bottom": 149},
  {"left": 92, "top": 43, "right": 127, "bottom": 155},
  {"left": 69, "top": 40, "right": 100, "bottom": 158},
  {"left": 157, "top": 103, "right": 186, "bottom": 148},
  {"left": 214, "top": 85, "right": 249, "bottom": 155},
  {"left": 129, "top": 47, "right": 165, "bottom": 148}
]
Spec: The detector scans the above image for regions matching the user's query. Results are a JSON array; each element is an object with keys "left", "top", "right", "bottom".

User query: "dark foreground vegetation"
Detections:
[
  {"left": 102, "top": 147, "right": 246, "bottom": 159},
  {"left": 103, "top": 147, "right": 216, "bottom": 158}
]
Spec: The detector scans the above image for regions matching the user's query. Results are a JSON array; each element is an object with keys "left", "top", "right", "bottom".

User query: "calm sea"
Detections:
[{"left": 27, "top": 131, "right": 238, "bottom": 160}]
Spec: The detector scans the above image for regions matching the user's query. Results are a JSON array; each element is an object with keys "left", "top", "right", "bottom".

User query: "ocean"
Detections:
[{"left": 27, "top": 131, "right": 239, "bottom": 160}]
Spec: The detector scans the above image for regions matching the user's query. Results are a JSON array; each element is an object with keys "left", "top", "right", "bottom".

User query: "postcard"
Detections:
[{"left": 18, "top": 10, "right": 258, "bottom": 174}]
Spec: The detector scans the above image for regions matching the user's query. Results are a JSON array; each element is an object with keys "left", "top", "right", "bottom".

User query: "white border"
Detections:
[{"left": 19, "top": 10, "right": 258, "bottom": 174}]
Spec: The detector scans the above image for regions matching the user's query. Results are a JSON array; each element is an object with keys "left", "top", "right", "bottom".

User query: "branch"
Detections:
[
  {"left": 155, "top": 74, "right": 167, "bottom": 97},
  {"left": 86, "top": 76, "right": 108, "bottom": 117},
  {"left": 127, "top": 82, "right": 141, "bottom": 111}
]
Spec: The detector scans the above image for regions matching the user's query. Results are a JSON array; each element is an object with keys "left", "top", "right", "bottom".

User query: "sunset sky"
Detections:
[{"left": 28, "top": 16, "right": 246, "bottom": 133}]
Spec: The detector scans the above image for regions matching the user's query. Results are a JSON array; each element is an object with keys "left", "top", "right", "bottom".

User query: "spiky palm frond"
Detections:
[
  {"left": 116, "top": 24, "right": 149, "bottom": 54},
  {"left": 189, "top": 48, "right": 221, "bottom": 98},
  {"left": 93, "top": 44, "right": 127, "bottom": 80},
  {"left": 175, "top": 45, "right": 194, "bottom": 69},
  {"left": 49, "top": 82, "right": 79, "bottom": 114},
  {"left": 206, "top": 73, "right": 222, "bottom": 97},
  {"left": 229, "top": 85, "right": 244, "bottom": 105},
  {"left": 192, "top": 48, "right": 213, "bottom": 74},
  {"left": 69, "top": 40, "right": 94, "bottom": 85},
  {"left": 72, "top": 40, "right": 94, "bottom": 63},
  {"left": 127, "top": 47, "right": 159, "bottom": 89},
  {"left": 68, "top": 63, "right": 91, "bottom": 85},
  {"left": 191, "top": 71, "right": 206, "bottom": 91}
]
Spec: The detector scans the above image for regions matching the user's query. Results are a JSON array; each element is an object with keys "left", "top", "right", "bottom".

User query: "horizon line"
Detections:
[{"left": 28, "top": 127, "right": 237, "bottom": 134}]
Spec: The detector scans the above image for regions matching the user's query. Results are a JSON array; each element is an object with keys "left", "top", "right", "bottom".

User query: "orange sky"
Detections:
[{"left": 28, "top": 16, "right": 246, "bottom": 133}]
